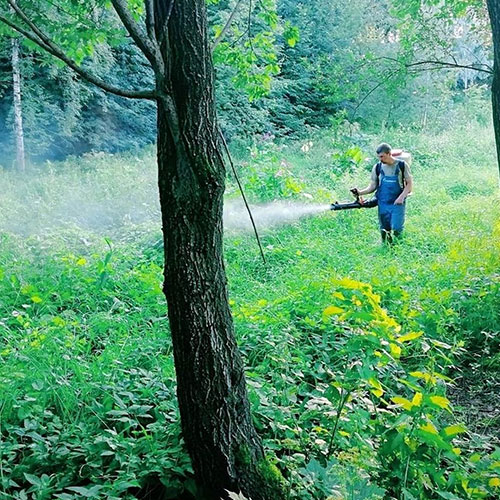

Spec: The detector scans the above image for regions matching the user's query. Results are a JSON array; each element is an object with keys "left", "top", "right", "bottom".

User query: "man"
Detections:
[{"left": 352, "top": 143, "right": 413, "bottom": 244}]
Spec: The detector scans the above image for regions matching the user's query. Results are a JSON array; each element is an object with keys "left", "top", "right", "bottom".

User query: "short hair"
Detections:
[{"left": 376, "top": 143, "right": 392, "bottom": 154}]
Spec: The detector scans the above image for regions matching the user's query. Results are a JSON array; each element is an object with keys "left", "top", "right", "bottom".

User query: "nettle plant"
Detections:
[{"left": 319, "top": 278, "right": 499, "bottom": 499}]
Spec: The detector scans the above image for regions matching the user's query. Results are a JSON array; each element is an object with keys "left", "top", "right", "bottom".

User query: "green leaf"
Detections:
[
  {"left": 429, "top": 395, "right": 451, "bottom": 410},
  {"left": 66, "top": 485, "right": 104, "bottom": 497},
  {"left": 323, "top": 305, "right": 344, "bottom": 316},
  {"left": 443, "top": 424, "right": 467, "bottom": 437},
  {"left": 417, "top": 428, "right": 452, "bottom": 451},
  {"left": 23, "top": 474, "right": 41, "bottom": 486},
  {"left": 397, "top": 331, "right": 424, "bottom": 342}
]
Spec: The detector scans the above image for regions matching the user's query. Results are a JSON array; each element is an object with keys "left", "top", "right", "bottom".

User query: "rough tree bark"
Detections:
[
  {"left": 1, "top": 0, "right": 286, "bottom": 496},
  {"left": 154, "top": 2, "right": 284, "bottom": 498},
  {"left": 11, "top": 35, "right": 25, "bottom": 172},
  {"left": 487, "top": 0, "right": 500, "bottom": 174}
]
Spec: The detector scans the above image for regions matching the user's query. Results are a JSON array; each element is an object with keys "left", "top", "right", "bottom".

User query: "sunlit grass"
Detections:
[{"left": 0, "top": 123, "right": 499, "bottom": 499}]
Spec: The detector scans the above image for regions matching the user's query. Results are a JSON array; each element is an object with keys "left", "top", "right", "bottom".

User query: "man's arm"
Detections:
[{"left": 394, "top": 170, "right": 413, "bottom": 205}]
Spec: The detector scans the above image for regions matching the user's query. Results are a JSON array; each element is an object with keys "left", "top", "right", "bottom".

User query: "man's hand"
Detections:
[{"left": 394, "top": 195, "right": 405, "bottom": 205}]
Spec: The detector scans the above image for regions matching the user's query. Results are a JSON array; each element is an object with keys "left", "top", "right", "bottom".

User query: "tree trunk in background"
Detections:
[
  {"left": 11, "top": 36, "right": 25, "bottom": 172},
  {"left": 154, "top": 1, "right": 284, "bottom": 498},
  {"left": 487, "top": 0, "right": 500, "bottom": 175}
]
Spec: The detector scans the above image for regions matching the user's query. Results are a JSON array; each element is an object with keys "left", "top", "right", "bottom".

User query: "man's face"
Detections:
[{"left": 377, "top": 151, "right": 392, "bottom": 164}]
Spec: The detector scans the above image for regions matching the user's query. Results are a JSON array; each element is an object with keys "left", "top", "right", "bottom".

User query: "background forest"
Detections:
[
  {"left": 0, "top": 1, "right": 499, "bottom": 500},
  {"left": 0, "top": 0, "right": 492, "bottom": 164}
]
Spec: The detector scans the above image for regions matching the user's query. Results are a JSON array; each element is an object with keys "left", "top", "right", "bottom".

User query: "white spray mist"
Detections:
[{"left": 223, "top": 200, "right": 331, "bottom": 232}]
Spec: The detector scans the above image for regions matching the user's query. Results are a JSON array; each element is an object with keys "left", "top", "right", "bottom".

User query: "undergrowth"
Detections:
[{"left": 0, "top": 122, "right": 499, "bottom": 499}]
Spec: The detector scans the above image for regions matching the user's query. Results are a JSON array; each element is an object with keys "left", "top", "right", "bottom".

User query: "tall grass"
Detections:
[{"left": 0, "top": 122, "right": 499, "bottom": 499}]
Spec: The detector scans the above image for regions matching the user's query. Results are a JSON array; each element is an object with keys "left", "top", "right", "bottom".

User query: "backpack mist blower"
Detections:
[{"left": 330, "top": 189, "right": 378, "bottom": 211}]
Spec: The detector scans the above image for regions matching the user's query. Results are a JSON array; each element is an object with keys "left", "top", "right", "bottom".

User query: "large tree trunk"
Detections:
[
  {"left": 11, "top": 35, "right": 25, "bottom": 172},
  {"left": 154, "top": 1, "right": 285, "bottom": 498},
  {"left": 487, "top": 0, "right": 500, "bottom": 174}
]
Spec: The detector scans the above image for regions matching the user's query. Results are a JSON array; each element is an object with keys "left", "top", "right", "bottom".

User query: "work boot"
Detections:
[{"left": 381, "top": 230, "right": 392, "bottom": 245}]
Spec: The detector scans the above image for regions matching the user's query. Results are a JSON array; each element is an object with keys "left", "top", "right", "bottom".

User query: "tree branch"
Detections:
[
  {"left": 41, "top": 0, "right": 99, "bottom": 30},
  {"left": 0, "top": 13, "right": 52, "bottom": 52},
  {"left": 212, "top": 0, "right": 245, "bottom": 51},
  {"left": 0, "top": 8, "right": 156, "bottom": 100},
  {"left": 406, "top": 59, "right": 493, "bottom": 74},
  {"left": 157, "top": 0, "right": 175, "bottom": 48},
  {"left": 144, "top": 0, "right": 155, "bottom": 40},
  {"left": 371, "top": 56, "right": 493, "bottom": 75},
  {"left": 349, "top": 68, "right": 401, "bottom": 119},
  {"left": 110, "top": 0, "right": 163, "bottom": 73},
  {"left": 349, "top": 53, "right": 493, "bottom": 118}
]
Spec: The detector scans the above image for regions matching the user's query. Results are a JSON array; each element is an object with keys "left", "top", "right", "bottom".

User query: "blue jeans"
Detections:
[{"left": 378, "top": 203, "right": 405, "bottom": 234}]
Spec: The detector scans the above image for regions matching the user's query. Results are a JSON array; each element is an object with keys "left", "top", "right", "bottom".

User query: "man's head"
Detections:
[{"left": 376, "top": 143, "right": 393, "bottom": 164}]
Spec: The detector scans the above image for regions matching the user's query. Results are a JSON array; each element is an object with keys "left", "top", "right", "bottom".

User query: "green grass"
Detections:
[{"left": 0, "top": 122, "right": 499, "bottom": 499}]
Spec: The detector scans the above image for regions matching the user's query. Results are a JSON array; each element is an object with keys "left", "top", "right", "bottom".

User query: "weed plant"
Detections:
[{"left": 0, "top": 122, "right": 499, "bottom": 499}]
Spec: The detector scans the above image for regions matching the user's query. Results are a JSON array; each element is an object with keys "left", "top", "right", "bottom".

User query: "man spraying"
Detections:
[{"left": 352, "top": 143, "right": 413, "bottom": 244}]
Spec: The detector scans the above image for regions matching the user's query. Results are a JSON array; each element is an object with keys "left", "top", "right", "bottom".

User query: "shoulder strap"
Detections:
[
  {"left": 376, "top": 162, "right": 382, "bottom": 184},
  {"left": 398, "top": 160, "right": 405, "bottom": 185}
]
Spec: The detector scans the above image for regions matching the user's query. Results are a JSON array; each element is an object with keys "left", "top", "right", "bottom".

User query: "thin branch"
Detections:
[
  {"left": 7, "top": 0, "right": 60, "bottom": 50},
  {"left": 158, "top": 0, "right": 175, "bottom": 48},
  {"left": 349, "top": 68, "right": 401, "bottom": 119},
  {"left": 229, "top": 26, "right": 249, "bottom": 49},
  {"left": 144, "top": 0, "right": 155, "bottom": 40},
  {"left": 0, "top": 11, "right": 156, "bottom": 100},
  {"left": 247, "top": 0, "right": 254, "bottom": 53},
  {"left": 0, "top": 13, "right": 52, "bottom": 52},
  {"left": 212, "top": 0, "right": 245, "bottom": 51},
  {"left": 406, "top": 59, "right": 493, "bottom": 74},
  {"left": 350, "top": 52, "right": 493, "bottom": 118},
  {"left": 369, "top": 55, "right": 493, "bottom": 74},
  {"left": 110, "top": 0, "right": 163, "bottom": 72},
  {"left": 218, "top": 129, "right": 266, "bottom": 266},
  {"left": 41, "top": 0, "right": 99, "bottom": 30}
]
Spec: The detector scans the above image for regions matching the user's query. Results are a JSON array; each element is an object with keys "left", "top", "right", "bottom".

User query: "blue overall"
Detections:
[{"left": 376, "top": 163, "right": 405, "bottom": 234}]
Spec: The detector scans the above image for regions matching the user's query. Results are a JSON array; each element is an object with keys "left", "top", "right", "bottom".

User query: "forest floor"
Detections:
[{"left": 0, "top": 123, "right": 499, "bottom": 499}]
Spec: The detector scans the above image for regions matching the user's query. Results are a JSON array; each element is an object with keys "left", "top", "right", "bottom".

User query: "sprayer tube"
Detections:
[{"left": 330, "top": 197, "right": 378, "bottom": 211}]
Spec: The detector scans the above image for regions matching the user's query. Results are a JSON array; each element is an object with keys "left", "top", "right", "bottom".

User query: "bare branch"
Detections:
[
  {"left": 144, "top": 0, "right": 155, "bottom": 40},
  {"left": 218, "top": 127, "right": 266, "bottom": 265},
  {"left": 247, "top": 0, "right": 254, "bottom": 53},
  {"left": 0, "top": 8, "right": 156, "bottom": 100},
  {"left": 349, "top": 69, "right": 401, "bottom": 119},
  {"left": 406, "top": 59, "right": 493, "bottom": 74},
  {"left": 369, "top": 55, "right": 493, "bottom": 74},
  {"left": 349, "top": 53, "right": 493, "bottom": 118},
  {"left": 158, "top": 0, "right": 175, "bottom": 48},
  {"left": 212, "top": 0, "right": 245, "bottom": 51},
  {"left": 41, "top": 0, "right": 99, "bottom": 30},
  {"left": 110, "top": 0, "right": 163, "bottom": 72},
  {"left": 0, "top": 13, "right": 52, "bottom": 52}
]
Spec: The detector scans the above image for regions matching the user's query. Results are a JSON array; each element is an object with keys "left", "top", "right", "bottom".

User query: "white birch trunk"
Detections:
[{"left": 11, "top": 36, "right": 25, "bottom": 172}]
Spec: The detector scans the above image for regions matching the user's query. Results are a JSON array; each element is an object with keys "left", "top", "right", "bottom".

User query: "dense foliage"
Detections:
[
  {"left": 0, "top": 121, "right": 498, "bottom": 499},
  {"left": 0, "top": 0, "right": 494, "bottom": 165},
  {"left": 0, "top": 1, "right": 498, "bottom": 498}
]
